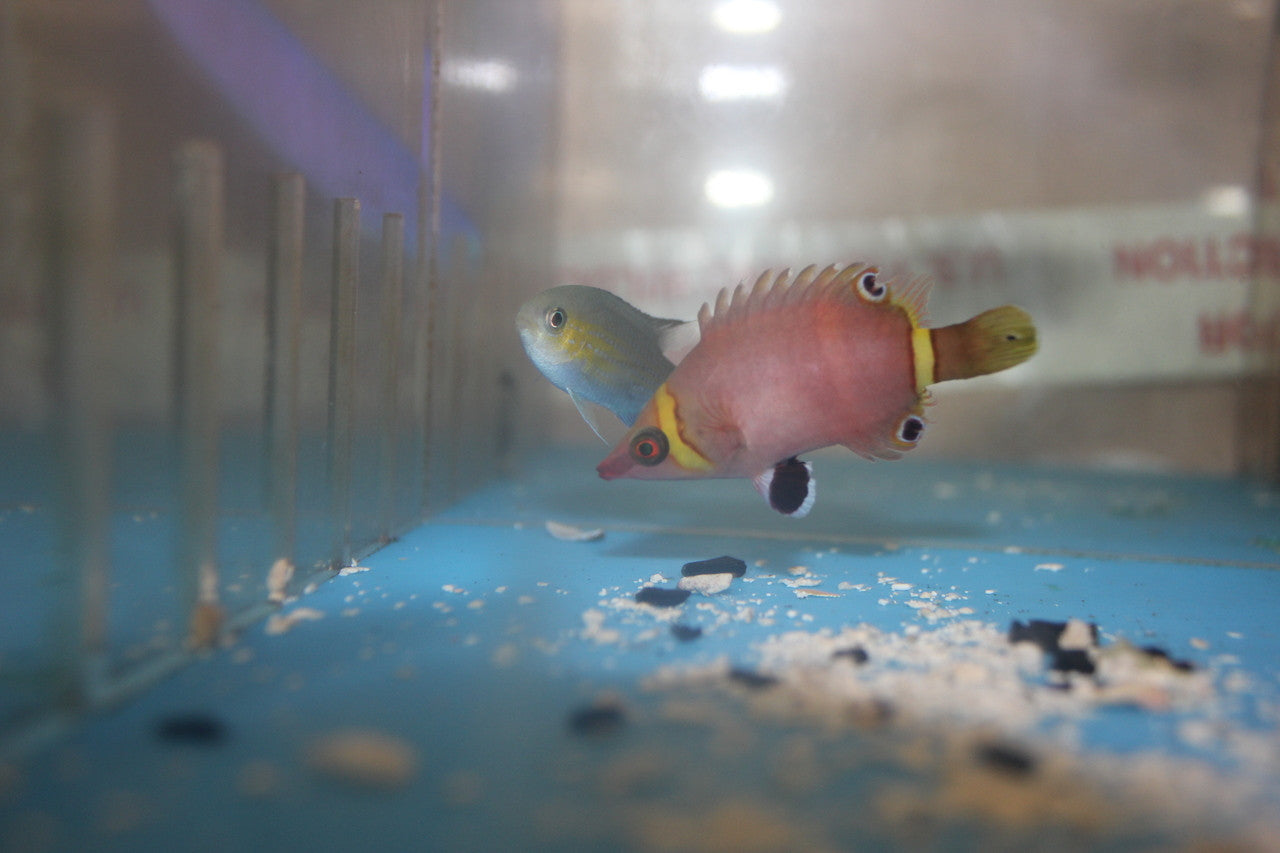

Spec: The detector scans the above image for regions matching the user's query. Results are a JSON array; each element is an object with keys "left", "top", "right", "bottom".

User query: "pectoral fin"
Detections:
[
  {"left": 752, "top": 457, "right": 815, "bottom": 517},
  {"left": 569, "top": 390, "right": 613, "bottom": 444}
]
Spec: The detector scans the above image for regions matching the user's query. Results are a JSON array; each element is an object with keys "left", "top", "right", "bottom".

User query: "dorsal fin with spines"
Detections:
[{"left": 696, "top": 263, "right": 923, "bottom": 338}]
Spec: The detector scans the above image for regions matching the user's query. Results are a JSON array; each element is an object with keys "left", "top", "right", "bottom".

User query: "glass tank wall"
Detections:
[{"left": 2, "top": 0, "right": 1279, "bottom": 771}]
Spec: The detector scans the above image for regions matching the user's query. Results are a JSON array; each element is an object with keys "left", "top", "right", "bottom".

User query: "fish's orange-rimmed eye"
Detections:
[
  {"left": 629, "top": 427, "right": 669, "bottom": 466},
  {"left": 545, "top": 307, "right": 567, "bottom": 330},
  {"left": 896, "top": 414, "right": 925, "bottom": 445},
  {"left": 856, "top": 268, "right": 886, "bottom": 302}
]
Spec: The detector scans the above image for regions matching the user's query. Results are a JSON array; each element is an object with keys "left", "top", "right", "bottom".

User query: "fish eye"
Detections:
[
  {"left": 896, "top": 414, "right": 925, "bottom": 445},
  {"left": 857, "top": 269, "right": 886, "bottom": 302},
  {"left": 545, "top": 307, "right": 567, "bottom": 330},
  {"left": 628, "top": 427, "right": 669, "bottom": 466}
]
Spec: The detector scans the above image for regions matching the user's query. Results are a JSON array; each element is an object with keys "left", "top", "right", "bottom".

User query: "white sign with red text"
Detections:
[{"left": 556, "top": 203, "right": 1275, "bottom": 385}]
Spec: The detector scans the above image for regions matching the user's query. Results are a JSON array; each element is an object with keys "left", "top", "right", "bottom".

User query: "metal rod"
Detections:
[
  {"left": 173, "top": 139, "right": 224, "bottom": 650},
  {"left": 44, "top": 100, "right": 116, "bottom": 706},
  {"left": 419, "top": 2, "right": 443, "bottom": 516},
  {"left": 265, "top": 173, "right": 304, "bottom": 586},
  {"left": 328, "top": 197, "right": 359, "bottom": 567},
  {"left": 378, "top": 212, "right": 404, "bottom": 542}
]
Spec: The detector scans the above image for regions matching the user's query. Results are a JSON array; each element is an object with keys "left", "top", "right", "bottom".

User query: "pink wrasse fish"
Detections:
[{"left": 595, "top": 263, "right": 1038, "bottom": 517}]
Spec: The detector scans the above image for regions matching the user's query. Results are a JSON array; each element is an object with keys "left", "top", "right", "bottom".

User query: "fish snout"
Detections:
[{"left": 596, "top": 450, "right": 634, "bottom": 480}]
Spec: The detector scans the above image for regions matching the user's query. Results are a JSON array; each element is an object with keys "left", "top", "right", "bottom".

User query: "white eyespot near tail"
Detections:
[
  {"left": 752, "top": 457, "right": 815, "bottom": 517},
  {"left": 855, "top": 267, "right": 886, "bottom": 303},
  {"left": 895, "top": 413, "right": 926, "bottom": 447}
]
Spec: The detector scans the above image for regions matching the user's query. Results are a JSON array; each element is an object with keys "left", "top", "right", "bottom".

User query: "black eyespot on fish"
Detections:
[
  {"left": 896, "top": 414, "right": 925, "bottom": 445},
  {"left": 857, "top": 268, "right": 886, "bottom": 302},
  {"left": 545, "top": 307, "right": 567, "bottom": 330},
  {"left": 629, "top": 427, "right": 669, "bottom": 466}
]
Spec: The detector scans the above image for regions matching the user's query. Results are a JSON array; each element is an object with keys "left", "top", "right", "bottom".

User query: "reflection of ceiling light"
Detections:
[
  {"left": 699, "top": 64, "right": 786, "bottom": 102},
  {"left": 712, "top": 0, "right": 781, "bottom": 34},
  {"left": 443, "top": 59, "right": 517, "bottom": 92},
  {"left": 705, "top": 170, "right": 774, "bottom": 208},
  {"left": 1203, "top": 184, "right": 1250, "bottom": 218}
]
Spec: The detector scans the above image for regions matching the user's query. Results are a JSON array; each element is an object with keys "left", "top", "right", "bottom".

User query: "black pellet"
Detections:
[
  {"left": 728, "top": 668, "right": 778, "bottom": 689},
  {"left": 635, "top": 587, "right": 691, "bottom": 607},
  {"left": 1007, "top": 619, "right": 1068, "bottom": 652},
  {"left": 1140, "top": 645, "right": 1195, "bottom": 672},
  {"left": 976, "top": 741, "right": 1037, "bottom": 776},
  {"left": 154, "top": 713, "right": 227, "bottom": 745},
  {"left": 1051, "top": 649, "right": 1096, "bottom": 675},
  {"left": 567, "top": 704, "right": 626, "bottom": 736},
  {"left": 832, "top": 646, "right": 869, "bottom": 665},
  {"left": 681, "top": 556, "right": 747, "bottom": 578},
  {"left": 671, "top": 624, "right": 703, "bottom": 642}
]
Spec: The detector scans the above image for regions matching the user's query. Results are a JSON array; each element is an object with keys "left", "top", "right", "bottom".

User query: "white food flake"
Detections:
[
  {"left": 677, "top": 573, "right": 734, "bottom": 595},
  {"left": 545, "top": 520, "right": 605, "bottom": 542}
]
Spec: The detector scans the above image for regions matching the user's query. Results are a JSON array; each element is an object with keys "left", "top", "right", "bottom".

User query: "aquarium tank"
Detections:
[{"left": 2, "top": 1, "right": 1279, "bottom": 850}]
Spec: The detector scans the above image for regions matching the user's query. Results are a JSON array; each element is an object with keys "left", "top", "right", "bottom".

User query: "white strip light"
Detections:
[
  {"left": 699, "top": 64, "right": 787, "bottom": 102},
  {"left": 705, "top": 169, "right": 774, "bottom": 208},
  {"left": 443, "top": 59, "right": 517, "bottom": 93},
  {"left": 712, "top": 0, "right": 781, "bottom": 34}
]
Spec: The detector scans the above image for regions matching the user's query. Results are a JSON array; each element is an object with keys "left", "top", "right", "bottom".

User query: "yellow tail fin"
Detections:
[{"left": 931, "top": 306, "right": 1037, "bottom": 383}]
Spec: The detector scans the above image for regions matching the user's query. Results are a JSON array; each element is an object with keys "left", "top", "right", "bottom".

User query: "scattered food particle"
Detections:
[
  {"left": 545, "top": 520, "right": 604, "bottom": 542},
  {"left": 266, "top": 558, "right": 294, "bottom": 603},
  {"left": 891, "top": 582, "right": 914, "bottom": 591},
  {"left": 490, "top": 643, "right": 519, "bottom": 667},
  {"left": 1058, "top": 619, "right": 1097, "bottom": 651},
  {"left": 338, "top": 565, "right": 370, "bottom": 576},
  {"left": 671, "top": 624, "right": 703, "bottom": 642},
  {"left": 307, "top": 730, "right": 418, "bottom": 788},
  {"left": 681, "top": 555, "right": 747, "bottom": 577},
  {"left": 728, "top": 668, "right": 778, "bottom": 690},
  {"left": 1034, "top": 562, "right": 1065, "bottom": 572},
  {"left": 265, "top": 607, "right": 325, "bottom": 636},
  {"left": 1190, "top": 637, "right": 1210, "bottom": 650},
  {"left": 832, "top": 646, "right": 869, "bottom": 665},
  {"left": 794, "top": 589, "right": 840, "bottom": 598},
  {"left": 634, "top": 587, "right": 691, "bottom": 608},
  {"left": 677, "top": 573, "right": 733, "bottom": 595},
  {"left": 154, "top": 713, "right": 227, "bottom": 745}
]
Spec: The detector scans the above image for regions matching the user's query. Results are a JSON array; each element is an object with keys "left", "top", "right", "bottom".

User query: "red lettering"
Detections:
[
  {"left": 1115, "top": 233, "right": 1257, "bottom": 283},
  {"left": 1198, "top": 309, "right": 1280, "bottom": 355}
]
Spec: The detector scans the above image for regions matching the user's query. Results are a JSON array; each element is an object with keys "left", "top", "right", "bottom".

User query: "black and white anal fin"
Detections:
[{"left": 752, "top": 457, "right": 815, "bottom": 517}]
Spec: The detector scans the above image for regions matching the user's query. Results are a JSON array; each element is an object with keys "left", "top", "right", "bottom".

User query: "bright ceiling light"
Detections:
[
  {"left": 699, "top": 64, "right": 787, "bottom": 102},
  {"left": 442, "top": 59, "right": 517, "bottom": 93},
  {"left": 711, "top": 0, "right": 781, "bottom": 34},
  {"left": 705, "top": 169, "right": 774, "bottom": 208},
  {"left": 1203, "top": 184, "right": 1250, "bottom": 218}
]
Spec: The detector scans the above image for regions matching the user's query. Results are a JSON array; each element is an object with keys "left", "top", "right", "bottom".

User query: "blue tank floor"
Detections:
[{"left": 3, "top": 449, "right": 1280, "bottom": 851}]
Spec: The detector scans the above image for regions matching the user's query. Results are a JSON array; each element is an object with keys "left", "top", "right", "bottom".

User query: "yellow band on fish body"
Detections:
[
  {"left": 911, "top": 327, "right": 935, "bottom": 392},
  {"left": 653, "top": 383, "right": 714, "bottom": 472}
]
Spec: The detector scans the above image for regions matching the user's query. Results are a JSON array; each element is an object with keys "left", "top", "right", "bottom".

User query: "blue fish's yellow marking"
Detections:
[
  {"left": 653, "top": 383, "right": 713, "bottom": 472},
  {"left": 562, "top": 320, "right": 624, "bottom": 374}
]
